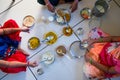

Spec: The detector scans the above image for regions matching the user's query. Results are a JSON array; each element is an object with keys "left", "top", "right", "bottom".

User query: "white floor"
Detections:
[{"left": 0, "top": 0, "right": 120, "bottom": 80}]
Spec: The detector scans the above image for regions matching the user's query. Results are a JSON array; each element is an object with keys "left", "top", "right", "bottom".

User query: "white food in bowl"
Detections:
[
  {"left": 96, "top": 5, "right": 105, "bottom": 13},
  {"left": 41, "top": 51, "right": 55, "bottom": 65},
  {"left": 56, "top": 16, "right": 64, "bottom": 23}
]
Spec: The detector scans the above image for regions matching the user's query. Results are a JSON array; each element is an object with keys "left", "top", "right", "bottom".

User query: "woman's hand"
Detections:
[
  {"left": 46, "top": 2, "right": 55, "bottom": 12},
  {"left": 83, "top": 38, "right": 95, "bottom": 47},
  {"left": 85, "top": 53, "right": 93, "bottom": 64},
  {"left": 70, "top": 0, "right": 78, "bottom": 12},
  {"left": 28, "top": 61, "right": 38, "bottom": 67},
  {"left": 20, "top": 27, "right": 29, "bottom": 32},
  {"left": 85, "top": 54, "right": 90, "bottom": 62}
]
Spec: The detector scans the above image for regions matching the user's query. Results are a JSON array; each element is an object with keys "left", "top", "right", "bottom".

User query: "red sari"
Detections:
[{"left": 0, "top": 19, "right": 27, "bottom": 73}]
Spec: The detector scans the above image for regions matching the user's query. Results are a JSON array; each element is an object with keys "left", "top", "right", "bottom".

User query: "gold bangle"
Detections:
[{"left": 99, "top": 38, "right": 103, "bottom": 42}]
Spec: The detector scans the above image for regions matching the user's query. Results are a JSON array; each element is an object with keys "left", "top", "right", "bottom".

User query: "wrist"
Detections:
[
  {"left": 27, "top": 62, "right": 29, "bottom": 66},
  {"left": 89, "top": 58, "right": 93, "bottom": 64},
  {"left": 90, "top": 39, "right": 95, "bottom": 44},
  {"left": 46, "top": 2, "right": 50, "bottom": 6},
  {"left": 19, "top": 28, "right": 23, "bottom": 31},
  {"left": 44, "top": 0, "right": 50, "bottom": 6},
  {"left": 99, "top": 38, "right": 103, "bottom": 42}
]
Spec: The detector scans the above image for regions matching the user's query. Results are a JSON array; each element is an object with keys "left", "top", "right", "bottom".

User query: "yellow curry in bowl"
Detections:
[
  {"left": 44, "top": 31, "right": 58, "bottom": 45},
  {"left": 28, "top": 37, "right": 40, "bottom": 50},
  {"left": 63, "top": 26, "right": 73, "bottom": 36}
]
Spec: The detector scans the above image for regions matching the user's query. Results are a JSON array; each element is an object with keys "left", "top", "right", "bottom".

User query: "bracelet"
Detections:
[
  {"left": 89, "top": 58, "right": 92, "bottom": 64},
  {"left": 99, "top": 38, "right": 103, "bottom": 42},
  {"left": 27, "top": 62, "right": 29, "bottom": 66}
]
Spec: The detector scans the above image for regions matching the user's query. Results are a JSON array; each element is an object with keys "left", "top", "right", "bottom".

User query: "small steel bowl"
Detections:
[
  {"left": 80, "top": 8, "right": 91, "bottom": 19},
  {"left": 22, "top": 15, "right": 35, "bottom": 27},
  {"left": 28, "top": 37, "right": 40, "bottom": 50}
]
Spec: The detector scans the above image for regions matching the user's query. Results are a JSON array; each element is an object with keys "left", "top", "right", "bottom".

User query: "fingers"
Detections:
[
  {"left": 48, "top": 8, "right": 55, "bottom": 12},
  {"left": 70, "top": 5, "right": 74, "bottom": 12},
  {"left": 32, "top": 61, "right": 38, "bottom": 67},
  {"left": 70, "top": 6, "right": 77, "bottom": 12},
  {"left": 70, "top": 1, "right": 78, "bottom": 12},
  {"left": 28, "top": 61, "right": 38, "bottom": 67},
  {"left": 21, "top": 27, "right": 30, "bottom": 32}
]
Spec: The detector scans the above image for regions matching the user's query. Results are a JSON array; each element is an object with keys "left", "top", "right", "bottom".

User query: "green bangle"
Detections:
[
  {"left": 99, "top": 38, "right": 103, "bottom": 42},
  {"left": 89, "top": 58, "right": 92, "bottom": 64}
]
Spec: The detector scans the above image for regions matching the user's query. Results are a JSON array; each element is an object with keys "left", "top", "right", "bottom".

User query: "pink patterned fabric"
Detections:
[
  {"left": 115, "top": 60, "right": 120, "bottom": 73},
  {"left": 84, "top": 28, "right": 120, "bottom": 79}
]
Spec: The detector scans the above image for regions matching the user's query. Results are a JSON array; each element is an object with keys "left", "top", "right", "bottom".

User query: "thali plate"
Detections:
[
  {"left": 44, "top": 31, "right": 58, "bottom": 45},
  {"left": 28, "top": 37, "right": 40, "bottom": 50},
  {"left": 80, "top": 8, "right": 91, "bottom": 19},
  {"left": 55, "top": 8, "right": 71, "bottom": 25},
  {"left": 41, "top": 51, "right": 55, "bottom": 65},
  {"left": 56, "top": 45, "right": 67, "bottom": 56},
  {"left": 62, "top": 26, "right": 73, "bottom": 36},
  {"left": 23, "top": 15, "right": 35, "bottom": 27}
]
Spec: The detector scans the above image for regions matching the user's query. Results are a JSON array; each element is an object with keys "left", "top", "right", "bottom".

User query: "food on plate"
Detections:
[
  {"left": 65, "top": 13, "right": 71, "bottom": 22},
  {"left": 44, "top": 31, "right": 57, "bottom": 45},
  {"left": 56, "top": 45, "right": 66, "bottom": 56},
  {"left": 23, "top": 15, "right": 35, "bottom": 27},
  {"left": 96, "top": 5, "right": 105, "bottom": 13},
  {"left": 80, "top": 8, "right": 91, "bottom": 19},
  {"left": 56, "top": 9, "right": 65, "bottom": 17},
  {"left": 63, "top": 26, "right": 73, "bottom": 36},
  {"left": 41, "top": 51, "right": 55, "bottom": 65},
  {"left": 28, "top": 37, "right": 40, "bottom": 50},
  {"left": 56, "top": 16, "right": 64, "bottom": 23},
  {"left": 56, "top": 9, "right": 71, "bottom": 24}
]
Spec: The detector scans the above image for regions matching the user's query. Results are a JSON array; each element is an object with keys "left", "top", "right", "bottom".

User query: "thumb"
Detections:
[{"left": 69, "top": 7, "right": 73, "bottom": 13}]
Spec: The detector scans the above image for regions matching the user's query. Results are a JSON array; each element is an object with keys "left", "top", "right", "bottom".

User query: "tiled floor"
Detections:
[{"left": 0, "top": 0, "right": 120, "bottom": 80}]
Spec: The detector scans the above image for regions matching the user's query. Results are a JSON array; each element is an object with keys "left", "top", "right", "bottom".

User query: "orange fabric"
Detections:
[
  {"left": 84, "top": 43, "right": 106, "bottom": 78},
  {"left": 84, "top": 27, "right": 120, "bottom": 79}
]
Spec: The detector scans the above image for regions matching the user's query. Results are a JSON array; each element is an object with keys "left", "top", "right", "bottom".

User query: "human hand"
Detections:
[
  {"left": 46, "top": 2, "right": 55, "bottom": 12},
  {"left": 28, "top": 61, "right": 38, "bottom": 67},
  {"left": 85, "top": 54, "right": 93, "bottom": 64},
  {"left": 70, "top": 0, "right": 78, "bottom": 12},
  {"left": 20, "top": 27, "right": 29, "bottom": 32},
  {"left": 83, "top": 38, "right": 95, "bottom": 47}
]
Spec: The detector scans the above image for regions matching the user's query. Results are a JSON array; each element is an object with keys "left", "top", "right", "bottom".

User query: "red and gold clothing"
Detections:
[
  {"left": 84, "top": 28, "right": 120, "bottom": 79},
  {"left": 0, "top": 19, "right": 27, "bottom": 73}
]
